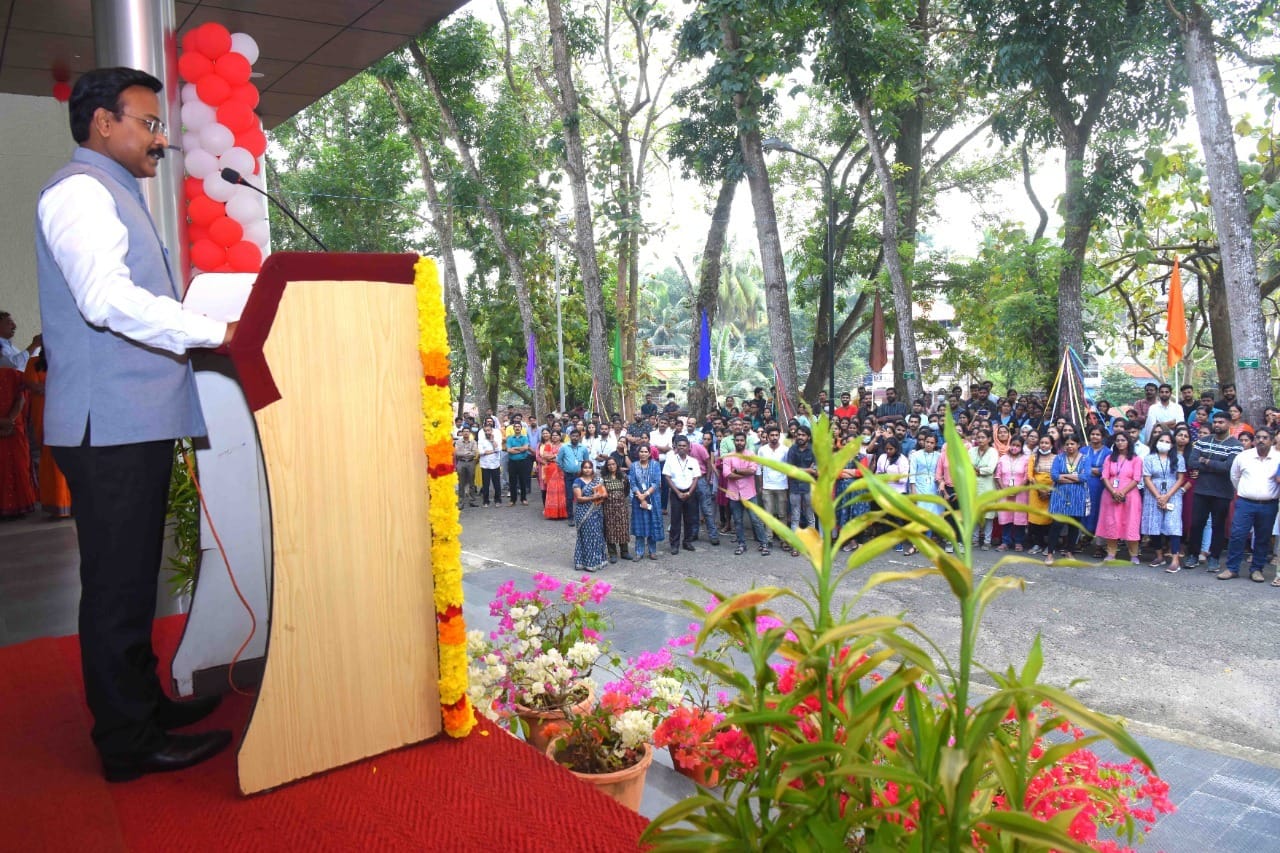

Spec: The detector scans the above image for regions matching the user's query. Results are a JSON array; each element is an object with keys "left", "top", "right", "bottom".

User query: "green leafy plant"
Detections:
[
  {"left": 641, "top": 413, "right": 1170, "bottom": 851},
  {"left": 164, "top": 438, "right": 200, "bottom": 598}
]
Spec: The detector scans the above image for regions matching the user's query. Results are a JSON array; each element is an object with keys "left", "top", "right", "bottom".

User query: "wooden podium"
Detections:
[{"left": 223, "top": 253, "right": 442, "bottom": 794}]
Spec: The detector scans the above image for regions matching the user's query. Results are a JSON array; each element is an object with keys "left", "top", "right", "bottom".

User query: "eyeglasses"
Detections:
[{"left": 120, "top": 112, "right": 168, "bottom": 137}]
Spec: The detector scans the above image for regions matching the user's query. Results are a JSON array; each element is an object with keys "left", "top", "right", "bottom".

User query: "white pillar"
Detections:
[{"left": 91, "top": 0, "right": 189, "bottom": 290}]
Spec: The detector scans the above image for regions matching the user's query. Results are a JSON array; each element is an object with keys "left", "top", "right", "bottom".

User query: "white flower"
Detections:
[
  {"left": 612, "top": 709, "right": 656, "bottom": 750},
  {"left": 649, "top": 676, "right": 685, "bottom": 706},
  {"left": 566, "top": 641, "right": 601, "bottom": 669}
]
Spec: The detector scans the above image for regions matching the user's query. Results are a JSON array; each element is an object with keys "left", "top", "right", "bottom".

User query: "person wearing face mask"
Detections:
[
  {"left": 994, "top": 435, "right": 1029, "bottom": 551},
  {"left": 1184, "top": 412, "right": 1243, "bottom": 570},
  {"left": 1025, "top": 435, "right": 1057, "bottom": 555},
  {"left": 1141, "top": 433, "right": 1187, "bottom": 571},
  {"left": 477, "top": 422, "right": 504, "bottom": 506}
]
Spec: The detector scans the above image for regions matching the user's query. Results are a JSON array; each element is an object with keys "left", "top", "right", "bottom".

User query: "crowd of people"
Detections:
[
  {"left": 454, "top": 380, "right": 1280, "bottom": 584},
  {"left": 0, "top": 312, "right": 71, "bottom": 521}
]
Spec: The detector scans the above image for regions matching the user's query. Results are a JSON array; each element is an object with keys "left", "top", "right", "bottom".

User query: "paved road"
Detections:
[{"left": 459, "top": 500, "right": 1280, "bottom": 763}]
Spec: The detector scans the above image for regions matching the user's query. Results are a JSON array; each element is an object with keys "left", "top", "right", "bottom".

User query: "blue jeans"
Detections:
[
  {"left": 1225, "top": 498, "right": 1279, "bottom": 575},
  {"left": 789, "top": 490, "right": 812, "bottom": 530},
  {"left": 694, "top": 479, "right": 719, "bottom": 542},
  {"left": 730, "top": 498, "right": 767, "bottom": 547},
  {"left": 1001, "top": 524, "right": 1026, "bottom": 547}
]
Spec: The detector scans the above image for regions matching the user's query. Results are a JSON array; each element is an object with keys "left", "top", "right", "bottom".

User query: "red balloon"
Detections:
[
  {"left": 208, "top": 216, "right": 244, "bottom": 247},
  {"left": 196, "top": 23, "right": 232, "bottom": 60},
  {"left": 183, "top": 175, "right": 205, "bottom": 201},
  {"left": 195, "top": 74, "right": 231, "bottom": 106},
  {"left": 215, "top": 264, "right": 235, "bottom": 273},
  {"left": 187, "top": 195, "right": 225, "bottom": 227},
  {"left": 217, "top": 101, "right": 256, "bottom": 133},
  {"left": 230, "top": 83, "right": 260, "bottom": 110},
  {"left": 226, "top": 240, "right": 262, "bottom": 273},
  {"left": 188, "top": 223, "right": 210, "bottom": 245},
  {"left": 52, "top": 81, "right": 71, "bottom": 102},
  {"left": 214, "top": 53, "right": 251, "bottom": 86},
  {"left": 234, "top": 128, "right": 267, "bottom": 159},
  {"left": 177, "top": 51, "right": 213, "bottom": 84},
  {"left": 181, "top": 28, "right": 200, "bottom": 55},
  {"left": 191, "top": 239, "right": 226, "bottom": 272}
]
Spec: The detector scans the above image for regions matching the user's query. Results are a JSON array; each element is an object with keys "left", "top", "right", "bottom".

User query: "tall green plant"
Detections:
[
  {"left": 164, "top": 439, "right": 200, "bottom": 598},
  {"left": 642, "top": 413, "right": 1157, "bottom": 851}
]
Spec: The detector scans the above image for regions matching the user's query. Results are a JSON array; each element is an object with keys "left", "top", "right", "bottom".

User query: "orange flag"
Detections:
[
  {"left": 1166, "top": 256, "right": 1187, "bottom": 367},
  {"left": 869, "top": 292, "right": 888, "bottom": 373}
]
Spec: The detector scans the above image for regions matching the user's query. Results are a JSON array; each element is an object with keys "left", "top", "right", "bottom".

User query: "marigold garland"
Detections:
[{"left": 414, "top": 255, "right": 475, "bottom": 738}]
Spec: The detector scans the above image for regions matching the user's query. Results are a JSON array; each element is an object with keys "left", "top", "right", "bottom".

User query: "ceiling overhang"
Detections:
[{"left": 0, "top": 0, "right": 470, "bottom": 128}]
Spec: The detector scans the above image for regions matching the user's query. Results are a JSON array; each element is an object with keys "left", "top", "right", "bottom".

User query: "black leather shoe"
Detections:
[
  {"left": 103, "top": 730, "right": 232, "bottom": 783},
  {"left": 683, "top": 542, "right": 696, "bottom": 552},
  {"left": 155, "top": 695, "right": 222, "bottom": 730}
]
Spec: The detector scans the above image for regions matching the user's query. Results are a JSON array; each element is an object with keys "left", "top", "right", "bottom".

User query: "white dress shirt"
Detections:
[
  {"left": 0, "top": 338, "right": 32, "bottom": 371},
  {"left": 38, "top": 175, "right": 225, "bottom": 354},
  {"left": 1230, "top": 448, "right": 1280, "bottom": 501},
  {"left": 662, "top": 452, "right": 701, "bottom": 491},
  {"left": 758, "top": 442, "right": 791, "bottom": 490},
  {"left": 1142, "top": 400, "right": 1182, "bottom": 442}
]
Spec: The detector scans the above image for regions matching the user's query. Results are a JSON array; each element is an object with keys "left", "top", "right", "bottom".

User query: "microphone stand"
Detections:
[{"left": 220, "top": 168, "right": 329, "bottom": 251}]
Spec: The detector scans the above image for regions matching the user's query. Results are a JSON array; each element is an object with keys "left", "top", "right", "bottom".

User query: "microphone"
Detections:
[{"left": 220, "top": 168, "right": 328, "bottom": 251}]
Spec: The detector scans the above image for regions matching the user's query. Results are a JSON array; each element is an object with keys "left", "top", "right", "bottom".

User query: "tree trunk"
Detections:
[
  {"left": 546, "top": 0, "right": 614, "bottom": 416},
  {"left": 687, "top": 177, "right": 737, "bottom": 421},
  {"left": 1182, "top": 2, "right": 1271, "bottom": 421},
  {"left": 1057, "top": 136, "right": 1089, "bottom": 360},
  {"left": 721, "top": 17, "right": 799, "bottom": 415},
  {"left": 856, "top": 99, "right": 924, "bottom": 404},
  {"left": 411, "top": 42, "right": 545, "bottom": 421},
  {"left": 377, "top": 75, "right": 489, "bottom": 416},
  {"left": 1204, "top": 261, "right": 1235, "bottom": 387}
]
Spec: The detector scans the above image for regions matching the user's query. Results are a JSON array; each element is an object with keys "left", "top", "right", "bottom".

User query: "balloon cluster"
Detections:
[{"left": 179, "top": 22, "right": 268, "bottom": 274}]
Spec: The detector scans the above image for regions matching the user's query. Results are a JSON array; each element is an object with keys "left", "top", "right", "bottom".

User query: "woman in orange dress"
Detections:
[
  {"left": 0, "top": 367, "right": 36, "bottom": 518},
  {"left": 23, "top": 355, "right": 71, "bottom": 518},
  {"left": 538, "top": 428, "right": 568, "bottom": 520}
]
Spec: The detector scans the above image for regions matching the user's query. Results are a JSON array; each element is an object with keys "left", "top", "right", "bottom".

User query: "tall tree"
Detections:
[
  {"left": 1168, "top": 0, "right": 1274, "bottom": 420},
  {"left": 536, "top": 0, "right": 615, "bottom": 415},
  {"left": 374, "top": 65, "right": 490, "bottom": 415},
  {"left": 958, "top": 0, "right": 1186, "bottom": 358},
  {"left": 410, "top": 27, "right": 548, "bottom": 420}
]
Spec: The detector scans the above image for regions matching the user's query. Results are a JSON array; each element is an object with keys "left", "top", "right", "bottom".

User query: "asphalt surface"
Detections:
[{"left": 460, "top": 499, "right": 1280, "bottom": 763}]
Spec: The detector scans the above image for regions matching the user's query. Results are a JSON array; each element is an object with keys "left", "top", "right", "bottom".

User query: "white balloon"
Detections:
[
  {"left": 243, "top": 219, "right": 271, "bottom": 247},
  {"left": 185, "top": 148, "right": 218, "bottom": 179},
  {"left": 218, "top": 146, "right": 255, "bottom": 178},
  {"left": 181, "top": 83, "right": 200, "bottom": 104},
  {"left": 200, "top": 122, "right": 234, "bottom": 157},
  {"left": 226, "top": 189, "right": 263, "bottom": 222},
  {"left": 204, "top": 173, "right": 237, "bottom": 203},
  {"left": 181, "top": 100, "right": 215, "bottom": 131},
  {"left": 230, "top": 33, "right": 260, "bottom": 65}
]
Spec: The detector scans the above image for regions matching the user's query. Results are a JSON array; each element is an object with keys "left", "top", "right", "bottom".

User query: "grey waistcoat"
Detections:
[{"left": 36, "top": 147, "right": 206, "bottom": 447}]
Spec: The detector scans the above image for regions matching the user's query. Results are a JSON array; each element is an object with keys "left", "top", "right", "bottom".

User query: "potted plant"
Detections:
[
  {"left": 641, "top": 414, "right": 1175, "bottom": 851},
  {"left": 469, "top": 573, "right": 611, "bottom": 749}
]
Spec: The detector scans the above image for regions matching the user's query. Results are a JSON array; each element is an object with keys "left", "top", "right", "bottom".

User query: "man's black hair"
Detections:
[{"left": 69, "top": 67, "right": 163, "bottom": 144}]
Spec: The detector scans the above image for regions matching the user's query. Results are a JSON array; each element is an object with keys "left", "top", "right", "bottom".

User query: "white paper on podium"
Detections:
[{"left": 182, "top": 272, "right": 257, "bottom": 323}]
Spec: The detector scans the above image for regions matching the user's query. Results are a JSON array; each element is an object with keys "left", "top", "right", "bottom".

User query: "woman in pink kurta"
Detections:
[
  {"left": 1094, "top": 431, "right": 1143, "bottom": 562},
  {"left": 994, "top": 437, "right": 1030, "bottom": 550}
]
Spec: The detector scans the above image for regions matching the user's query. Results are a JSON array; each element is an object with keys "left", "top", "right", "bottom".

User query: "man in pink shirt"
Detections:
[{"left": 723, "top": 432, "right": 769, "bottom": 555}]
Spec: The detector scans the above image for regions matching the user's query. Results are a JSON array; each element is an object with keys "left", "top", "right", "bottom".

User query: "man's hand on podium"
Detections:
[{"left": 222, "top": 321, "right": 238, "bottom": 347}]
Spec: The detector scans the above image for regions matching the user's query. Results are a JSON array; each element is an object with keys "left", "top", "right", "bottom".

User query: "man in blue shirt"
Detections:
[{"left": 556, "top": 427, "right": 591, "bottom": 525}]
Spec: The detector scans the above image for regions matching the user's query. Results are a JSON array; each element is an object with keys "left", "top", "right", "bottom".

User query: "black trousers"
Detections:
[
  {"left": 52, "top": 436, "right": 174, "bottom": 760},
  {"left": 668, "top": 491, "right": 698, "bottom": 547},
  {"left": 1186, "top": 492, "right": 1233, "bottom": 558},
  {"left": 479, "top": 467, "right": 501, "bottom": 504},
  {"left": 507, "top": 456, "right": 533, "bottom": 503}
]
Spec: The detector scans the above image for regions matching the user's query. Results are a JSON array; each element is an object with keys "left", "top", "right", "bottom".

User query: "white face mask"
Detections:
[{"left": 1156, "top": 440, "right": 1172, "bottom": 452}]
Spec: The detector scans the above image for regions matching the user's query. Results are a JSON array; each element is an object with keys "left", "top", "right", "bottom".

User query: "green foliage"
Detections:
[
  {"left": 642, "top": 413, "right": 1156, "bottom": 851},
  {"left": 164, "top": 439, "right": 200, "bottom": 598},
  {"left": 1098, "top": 365, "right": 1142, "bottom": 408}
]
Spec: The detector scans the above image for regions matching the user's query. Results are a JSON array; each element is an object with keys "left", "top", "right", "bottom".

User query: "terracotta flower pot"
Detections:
[
  {"left": 511, "top": 683, "right": 594, "bottom": 753},
  {"left": 547, "top": 741, "right": 654, "bottom": 812},
  {"left": 669, "top": 745, "right": 720, "bottom": 787}
]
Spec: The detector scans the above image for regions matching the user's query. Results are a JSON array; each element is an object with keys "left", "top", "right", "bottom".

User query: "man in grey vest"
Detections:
[{"left": 36, "top": 67, "right": 236, "bottom": 782}]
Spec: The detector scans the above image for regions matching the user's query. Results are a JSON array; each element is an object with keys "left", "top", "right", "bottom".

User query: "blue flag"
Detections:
[
  {"left": 698, "top": 310, "right": 711, "bottom": 382},
  {"left": 526, "top": 333, "right": 537, "bottom": 389}
]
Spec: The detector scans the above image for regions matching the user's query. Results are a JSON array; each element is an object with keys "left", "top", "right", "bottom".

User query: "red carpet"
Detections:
[{"left": 1, "top": 617, "right": 648, "bottom": 852}]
